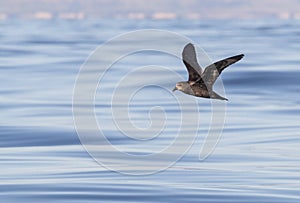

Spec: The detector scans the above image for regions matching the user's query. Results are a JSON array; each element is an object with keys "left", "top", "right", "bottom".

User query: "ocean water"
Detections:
[{"left": 1, "top": 19, "right": 300, "bottom": 202}]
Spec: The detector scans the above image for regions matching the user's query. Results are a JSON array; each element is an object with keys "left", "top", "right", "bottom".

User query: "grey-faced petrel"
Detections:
[{"left": 173, "top": 43, "right": 244, "bottom": 101}]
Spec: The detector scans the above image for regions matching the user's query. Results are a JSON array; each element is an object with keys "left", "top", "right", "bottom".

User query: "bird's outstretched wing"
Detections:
[
  {"left": 199, "top": 54, "right": 244, "bottom": 89},
  {"left": 182, "top": 43, "right": 202, "bottom": 81}
]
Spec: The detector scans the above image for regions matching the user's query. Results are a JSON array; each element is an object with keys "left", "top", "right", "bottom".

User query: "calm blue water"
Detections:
[{"left": 1, "top": 19, "right": 300, "bottom": 202}]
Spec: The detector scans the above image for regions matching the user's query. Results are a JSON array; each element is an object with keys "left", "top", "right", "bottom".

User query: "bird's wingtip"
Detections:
[
  {"left": 233, "top": 54, "right": 244, "bottom": 61},
  {"left": 185, "top": 42, "right": 194, "bottom": 48}
]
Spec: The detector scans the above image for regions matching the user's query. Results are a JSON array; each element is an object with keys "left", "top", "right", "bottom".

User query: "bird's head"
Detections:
[{"left": 172, "top": 82, "right": 187, "bottom": 92}]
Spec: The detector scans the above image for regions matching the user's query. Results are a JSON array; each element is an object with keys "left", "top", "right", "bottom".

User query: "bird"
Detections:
[{"left": 172, "top": 43, "right": 244, "bottom": 101}]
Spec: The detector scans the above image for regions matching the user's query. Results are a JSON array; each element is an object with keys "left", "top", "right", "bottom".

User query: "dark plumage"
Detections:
[{"left": 173, "top": 43, "right": 244, "bottom": 101}]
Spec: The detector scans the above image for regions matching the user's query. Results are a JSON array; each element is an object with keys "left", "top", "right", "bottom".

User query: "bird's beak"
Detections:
[{"left": 172, "top": 86, "right": 177, "bottom": 92}]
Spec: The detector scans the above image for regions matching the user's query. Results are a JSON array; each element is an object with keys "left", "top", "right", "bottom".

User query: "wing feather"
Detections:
[
  {"left": 182, "top": 43, "right": 202, "bottom": 81},
  {"left": 199, "top": 54, "right": 244, "bottom": 89}
]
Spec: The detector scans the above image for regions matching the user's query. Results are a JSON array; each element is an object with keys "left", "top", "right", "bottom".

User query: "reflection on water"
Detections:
[{"left": 1, "top": 19, "right": 300, "bottom": 202}]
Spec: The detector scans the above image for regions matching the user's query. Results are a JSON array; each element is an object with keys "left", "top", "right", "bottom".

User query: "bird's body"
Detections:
[
  {"left": 173, "top": 43, "right": 244, "bottom": 101},
  {"left": 175, "top": 81, "right": 227, "bottom": 100}
]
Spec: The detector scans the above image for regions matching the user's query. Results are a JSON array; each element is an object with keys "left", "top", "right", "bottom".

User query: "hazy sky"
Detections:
[{"left": 0, "top": 0, "right": 299, "bottom": 19}]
